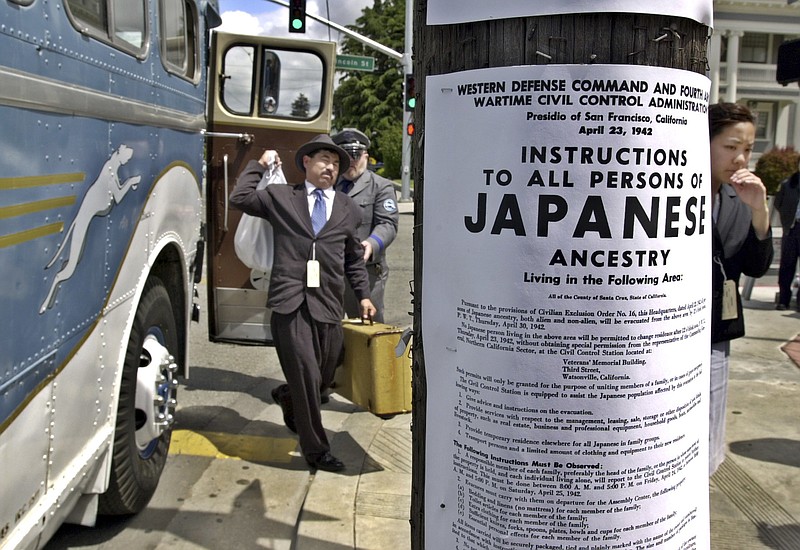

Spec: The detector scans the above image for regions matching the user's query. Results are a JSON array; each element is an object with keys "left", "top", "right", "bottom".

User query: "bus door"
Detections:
[{"left": 205, "top": 31, "right": 336, "bottom": 344}]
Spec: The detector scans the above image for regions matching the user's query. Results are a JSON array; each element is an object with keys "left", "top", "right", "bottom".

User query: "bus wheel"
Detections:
[{"left": 99, "top": 277, "right": 179, "bottom": 515}]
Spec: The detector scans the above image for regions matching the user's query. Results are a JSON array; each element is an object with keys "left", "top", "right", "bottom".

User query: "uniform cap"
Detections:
[{"left": 332, "top": 128, "right": 371, "bottom": 149}]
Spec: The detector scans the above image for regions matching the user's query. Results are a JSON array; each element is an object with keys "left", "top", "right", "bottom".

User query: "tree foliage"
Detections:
[
  {"left": 333, "top": 0, "right": 405, "bottom": 178},
  {"left": 755, "top": 146, "right": 800, "bottom": 195},
  {"left": 292, "top": 93, "right": 310, "bottom": 118}
]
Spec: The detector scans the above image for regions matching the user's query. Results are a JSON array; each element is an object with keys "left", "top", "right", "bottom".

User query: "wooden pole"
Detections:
[{"left": 410, "top": 5, "right": 709, "bottom": 549}]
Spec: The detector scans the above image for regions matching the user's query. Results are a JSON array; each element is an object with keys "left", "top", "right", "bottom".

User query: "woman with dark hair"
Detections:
[{"left": 708, "top": 102, "right": 773, "bottom": 474}]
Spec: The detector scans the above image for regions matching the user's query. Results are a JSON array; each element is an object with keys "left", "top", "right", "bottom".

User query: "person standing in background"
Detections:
[
  {"left": 773, "top": 158, "right": 800, "bottom": 310},
  {"left": 332, "top": 128, "right": 399, "bottom": 323},
  {"left": 707, "top": 103, "right": 774, "bottom": 475}
]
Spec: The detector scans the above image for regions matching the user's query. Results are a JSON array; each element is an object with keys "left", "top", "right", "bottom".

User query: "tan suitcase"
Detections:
[{"left": 333, "top": 319, "right": 412, "bottom": 416}]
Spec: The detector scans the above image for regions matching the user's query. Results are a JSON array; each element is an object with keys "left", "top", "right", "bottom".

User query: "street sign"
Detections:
[{"left": 335, "top": 54, "right": 375, "bottom": 72}]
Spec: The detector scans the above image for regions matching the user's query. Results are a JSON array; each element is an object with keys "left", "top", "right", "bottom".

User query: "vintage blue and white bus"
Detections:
[{"left": 0, "top": 0, "right": 337, "bottom": 547}]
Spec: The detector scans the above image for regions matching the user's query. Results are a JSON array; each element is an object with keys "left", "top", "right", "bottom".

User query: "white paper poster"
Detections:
[
  {"left": 427, "top": 1, "right": 713, "bottom": 27},
  {"left": 422, "top": 65, "right": 711, "bottom": 549}
]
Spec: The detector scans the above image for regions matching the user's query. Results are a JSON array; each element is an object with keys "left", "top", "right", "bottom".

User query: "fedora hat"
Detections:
[{"left": 294, "top": 134, "right": 350, "bottom": 174}]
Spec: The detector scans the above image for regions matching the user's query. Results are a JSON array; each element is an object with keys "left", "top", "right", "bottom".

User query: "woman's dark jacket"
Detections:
[{"left": 711, "top": 184, "right": 774, "bottom": 343}]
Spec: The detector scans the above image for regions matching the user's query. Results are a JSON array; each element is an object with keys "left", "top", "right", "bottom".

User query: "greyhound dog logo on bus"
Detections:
[{"left": 40, "top": 144, "right": 141, "bottom": 314}]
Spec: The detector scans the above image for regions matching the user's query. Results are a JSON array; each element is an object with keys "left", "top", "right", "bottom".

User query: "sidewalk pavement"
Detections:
[
  {"left": 710, "top": 283, "right": 800, "bottom": 549},
  {"left": 299, "top": 201, "right": 799, "bottom": 549},
  {"left": 296, "top": 412, "right": 412, "bottom": 550},
  {"left": 294, "top": 197, "right": 414, "bottom": 550}
]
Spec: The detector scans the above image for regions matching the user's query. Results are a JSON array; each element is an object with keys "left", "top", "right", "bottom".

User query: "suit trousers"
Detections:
[
  {"left": 778, "top": 224, "right": 800, "bottom": 307},
  {"left": 271, "top": 304, "right": 344, "bottom": 460}
]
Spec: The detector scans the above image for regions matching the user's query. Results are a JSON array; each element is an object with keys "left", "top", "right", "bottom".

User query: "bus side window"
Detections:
[
  {"left": 221, "top": 45, "right": 256, "bottom": 115},
  {"left": 67, "top": 0, "right": 108, "bottom": 33},
  {"left": 112, "top": 0, "right": 146, "bottom": 50},
  {"left": 160, "top": 0, "right": 199, "bottom": 81},
  {"left": 65, "top": 0, "right": 148, "bottom": 56}
]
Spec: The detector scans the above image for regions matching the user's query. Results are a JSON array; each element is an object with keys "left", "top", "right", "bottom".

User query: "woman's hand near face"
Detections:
[
  {"left": 729, "top": 168, "right": 766, "bottom": 208},
  {"left": 729, "top": 168, "right": 770, "bottom": 239}
]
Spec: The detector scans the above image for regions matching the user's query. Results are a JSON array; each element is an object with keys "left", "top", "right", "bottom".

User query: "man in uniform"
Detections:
[{"left": 332, "top": 128, "right": 400, "bottom": 323}]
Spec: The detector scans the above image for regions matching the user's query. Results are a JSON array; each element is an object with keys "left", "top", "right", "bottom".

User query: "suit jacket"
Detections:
[
  {"left": 230, "top": 160, "right": 370, "bottom": 323},
  {"left": 774, "top": 172, "right": 800, "bottom": 231},
  {"left": 711, "top": 184, "right": 773, "bottom": 343}
]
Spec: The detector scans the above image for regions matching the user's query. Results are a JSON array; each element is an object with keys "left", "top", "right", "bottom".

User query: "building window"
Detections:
[
  {"left": 754, "top": 109, "right": 771, "bottom": 141},
  {"left": 741, "top": 33, "right": 769, "bottom": 64},
  {"left": 747, "top": 101, "right": 774, "bottom": 155}
]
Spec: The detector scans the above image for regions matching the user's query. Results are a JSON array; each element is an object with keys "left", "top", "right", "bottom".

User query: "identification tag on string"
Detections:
[
  {"left": 307, "top": 260, "right": 320, "bottom": 287},
  {"left": 721, "top": 280, "right": 738, "bottom": 320},
  {"left": 307, "top": 242, "right": 320, "bottom": 287}
]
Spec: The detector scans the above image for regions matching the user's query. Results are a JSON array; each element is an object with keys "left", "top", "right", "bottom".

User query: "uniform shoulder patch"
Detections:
[{"left": 383, "top": 198, "right": 398, "bottom": 213}]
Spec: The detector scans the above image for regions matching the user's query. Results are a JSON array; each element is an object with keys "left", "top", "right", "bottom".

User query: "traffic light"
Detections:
[
  {"left": 406, "top": 117, "right": 415, "bottom": 136},
  {"left": 289, "top": 0, "right": 306, "bottom": 33},
  {"left": 404, "top": 74, "right": 415, "bottom": 111}
]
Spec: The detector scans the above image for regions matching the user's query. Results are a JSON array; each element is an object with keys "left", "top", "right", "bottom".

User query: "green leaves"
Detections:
[
  {"left": 333, "top": 0, "right": 406, "bottom": 178},
  {"left": 755, "top": 146, "right": 800, "bottom": 195}
]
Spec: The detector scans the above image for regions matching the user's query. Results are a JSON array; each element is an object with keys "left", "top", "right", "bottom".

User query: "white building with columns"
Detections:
[{"left": 711, "top": 0, "right": 800, "bottom": 159}]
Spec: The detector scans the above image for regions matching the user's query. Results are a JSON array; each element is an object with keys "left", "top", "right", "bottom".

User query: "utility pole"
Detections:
[{"left": 410, "top": 4, "right": 710, "bottom": 549}]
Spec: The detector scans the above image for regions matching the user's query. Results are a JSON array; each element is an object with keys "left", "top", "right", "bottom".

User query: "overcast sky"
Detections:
[{"left": 219, "top": 0, "right": 374, "bottom": 42}]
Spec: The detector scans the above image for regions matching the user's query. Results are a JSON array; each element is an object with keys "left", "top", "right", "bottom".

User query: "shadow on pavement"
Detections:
[
  {"left": 729, "top": 438, "right": 800, "bottom": 469},
  {"left": 757, "top": 522, "right": 800, "bottom": 550}
]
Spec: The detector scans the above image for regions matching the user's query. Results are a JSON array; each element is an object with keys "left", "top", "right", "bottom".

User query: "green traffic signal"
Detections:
[
  {"left": 404, "top": 74, "right": 415, "bottom": 112},
  {"left": 289, "top": 0, "right": 306, "bottom": 33}
]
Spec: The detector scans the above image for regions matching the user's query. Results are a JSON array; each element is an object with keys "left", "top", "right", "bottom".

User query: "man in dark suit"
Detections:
[
  {"left": 774, "top": 159, "right": 800, "bottom": 310},
  {"left": 230, "top": 134, "right": 376, "bottom": 472}
]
